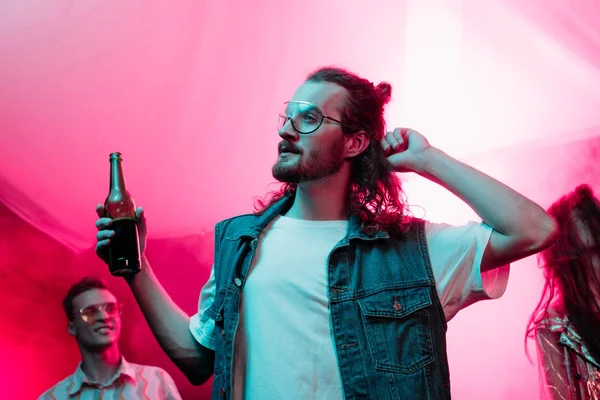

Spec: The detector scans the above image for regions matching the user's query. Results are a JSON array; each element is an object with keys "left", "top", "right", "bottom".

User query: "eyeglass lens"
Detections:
[
  {"left": 80, "top": 302, "right": 120, "bottom": 323},
  {"left": 278, "top": 102, "right": 324, "bottom": 134}
]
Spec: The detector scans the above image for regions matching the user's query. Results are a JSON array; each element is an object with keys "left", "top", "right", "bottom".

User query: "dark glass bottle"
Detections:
[{"left": 104, "top": 152, "right": 141, "bottom": 276}]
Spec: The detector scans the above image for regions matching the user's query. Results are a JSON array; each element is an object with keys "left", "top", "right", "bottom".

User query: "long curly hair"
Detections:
[
  {"left": 255, "top": 66, "right": 411, "bottom": 236},
  {"left": 525, "top": 184, "right": 600, "bottom": 363}
]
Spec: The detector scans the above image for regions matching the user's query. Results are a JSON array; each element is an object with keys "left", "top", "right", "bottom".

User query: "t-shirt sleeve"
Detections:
[
  {"left": 425, "top": 221, "right": 510, "bottom": 321},
  {"left": 189, "top": 266, "right": 217, "bottom": 350}
]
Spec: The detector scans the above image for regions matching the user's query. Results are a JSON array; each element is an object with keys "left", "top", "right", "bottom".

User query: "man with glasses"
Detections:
[
  {"left": 38, "top": 277, "right": 182, "bottom": 400},
  {"left": 95, "top": 66, "right": 558, "bottom": 399}
]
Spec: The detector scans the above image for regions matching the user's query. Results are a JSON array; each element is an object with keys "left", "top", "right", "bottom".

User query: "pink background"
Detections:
[{"left": 1, "top": 1, "right": 600, "bottom": 398}]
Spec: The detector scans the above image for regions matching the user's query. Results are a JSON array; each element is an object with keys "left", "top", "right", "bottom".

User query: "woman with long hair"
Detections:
[{"left": 527, "top": 183, "right": 600, "bottom": 399}]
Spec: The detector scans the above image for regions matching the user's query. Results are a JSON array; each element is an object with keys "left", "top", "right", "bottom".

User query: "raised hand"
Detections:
[
  {"left": 95, "top": 204, "right": 147, "bottom": 263},
  {"left": 381, "top": 127, "right": 432, "bottom": 173}
]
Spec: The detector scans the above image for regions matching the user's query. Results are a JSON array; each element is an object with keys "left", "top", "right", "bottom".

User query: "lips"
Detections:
[
  {"left": 94, "top": 325, "right": 114, "bottom": 334},
  {"left": 278, "top": 142, "right": 300, "bottom": 155}
]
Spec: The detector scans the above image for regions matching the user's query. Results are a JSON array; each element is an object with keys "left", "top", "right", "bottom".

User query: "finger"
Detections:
[
  {"left": 96, "top": 230, "right": 115, "bottom": 241},
  {"left": 380, "top": 137, "right": 392, "bottom": 155},
  {"left": 96, "top": 240, "right": 111, "bottom": 254},
  {"left": 392, "top": 128, "right": 406, "bottom": 148},
  {"left": 135, "top": 207, "right": 147, "bottom": 235},
  {"left": 95, "top": 218, "right": 113, "bottom": 230},
  {"left": 96, "top": 204, "right": 106, "bottom": 218},
  {"left": 135, "top": 207, "right": 145, "bottom": 223},
  {"left": 385, "top": 131, "right": 400, "bottom": 150}
]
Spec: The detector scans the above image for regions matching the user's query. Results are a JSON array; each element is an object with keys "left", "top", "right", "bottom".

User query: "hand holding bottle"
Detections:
[
  {"left": 96, "top": 152, "right": 143, "bottom": 276},
  {"left": 95, "top": 205, "right": 147, "bottom": 264}
]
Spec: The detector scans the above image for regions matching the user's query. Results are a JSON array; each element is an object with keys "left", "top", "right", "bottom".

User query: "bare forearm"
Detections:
[
  {"left": 127, "top": 256, "right": 214, "bottom": 384},
  {"left": 417, "top": 147, "right": 557, "bottom": 243}
]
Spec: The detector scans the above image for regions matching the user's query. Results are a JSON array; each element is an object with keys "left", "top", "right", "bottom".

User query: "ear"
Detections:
[
  {"left": 344, "top": 131, "right": 370, "bottom": 158},
  {"left": 67, "top": 321, "right": 77, "bottom": 337}
]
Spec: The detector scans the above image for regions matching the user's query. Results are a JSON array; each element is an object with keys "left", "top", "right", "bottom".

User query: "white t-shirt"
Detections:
[{"left": 189, "top": 216, "right": 510, "bottom": 400}]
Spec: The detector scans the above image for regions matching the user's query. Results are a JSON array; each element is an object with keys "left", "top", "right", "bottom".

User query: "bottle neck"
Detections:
[{"left": 109, "top": 159, "right": 127, "bottom": 192}]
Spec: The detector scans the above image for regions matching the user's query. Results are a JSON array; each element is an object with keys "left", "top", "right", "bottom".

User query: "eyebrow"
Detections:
[
  {"left": 81, "top": 301, "right": 117, "bottom": 308},
  {"left": 286, "top": 102, "right": 325, "bottom": 116}
]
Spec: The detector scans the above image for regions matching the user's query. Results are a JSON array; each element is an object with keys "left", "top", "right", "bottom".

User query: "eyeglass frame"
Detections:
[
  {"left": 278, "top": 100, "right": 358, "bottom": 135},
  {"left": 78, "top": 302, "right": 122, "bottom": 324}
]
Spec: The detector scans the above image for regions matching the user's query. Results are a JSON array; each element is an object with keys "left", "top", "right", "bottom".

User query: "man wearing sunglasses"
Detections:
[
  {"left": 95, "top": 66, "right": 558, "bottom": 399},
  {"left": 38, "top": 277, "right": 182, "bottom": 400}
]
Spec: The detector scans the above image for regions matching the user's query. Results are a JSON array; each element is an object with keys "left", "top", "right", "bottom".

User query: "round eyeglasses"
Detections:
[
  {"left": 78, "top": 302, "right": 122, "bottom": 324},
  {"left": 277, "top": 101, "right": 355, "bottom": 134}
]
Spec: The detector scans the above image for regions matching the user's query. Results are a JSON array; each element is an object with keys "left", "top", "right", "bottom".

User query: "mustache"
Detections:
[{"left": 278, "top": 141, "right": 301, "bottom": 154}]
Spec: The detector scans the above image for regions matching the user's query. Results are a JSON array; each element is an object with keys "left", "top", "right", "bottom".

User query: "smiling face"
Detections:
[
  {"left": 273, "top": 81, "right": 350, "bottom": 184},
  {"left": 68, "top": 288, "right": 121, "bottom": 351}
]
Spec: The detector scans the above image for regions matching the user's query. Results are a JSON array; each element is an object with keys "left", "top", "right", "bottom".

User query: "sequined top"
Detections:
[{"left": 536, "top": 306, "right": 600, "bottom": 400}]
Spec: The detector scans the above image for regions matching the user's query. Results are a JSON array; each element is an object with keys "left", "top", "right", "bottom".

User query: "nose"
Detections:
[
  {"left": 278, "top": 117, "right": 299, "bottom": 141},
  {"left": 95, "top": 307, "right": 112, "bottom": 321}
]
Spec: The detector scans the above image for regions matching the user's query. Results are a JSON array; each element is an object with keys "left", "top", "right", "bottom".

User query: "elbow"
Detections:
[
  {"left": 541, "top": 215, "right": 560, "bottom": 249},
  {"left": 172, "top": 341, "right": 215, "bottom": 386},
  {"left": 180, "top": 351, "right": 215, "bottom": 386},
  {"left": 531, "top": 215, "right": 559, "bottom": 252},
  {"left": 186, "top": 370, "right": 213, "bottom": 386}
]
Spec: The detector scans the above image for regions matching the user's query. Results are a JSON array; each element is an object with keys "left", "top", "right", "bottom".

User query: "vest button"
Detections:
[{"left": 234, "top": 278, "right": 242, "bottom": 286}]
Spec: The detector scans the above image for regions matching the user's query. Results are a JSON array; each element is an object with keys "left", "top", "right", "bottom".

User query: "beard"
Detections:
[{"left": 272, "top": 136, "right": 345, "bottom": 183}]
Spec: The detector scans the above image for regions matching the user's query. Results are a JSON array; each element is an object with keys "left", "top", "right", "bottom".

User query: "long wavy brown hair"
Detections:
[
  {"left": 254, "top": 66, "right": 411, "bottom": 236},
  {"left": 526, "top": 184, "right": 600, "bottom": 363}
]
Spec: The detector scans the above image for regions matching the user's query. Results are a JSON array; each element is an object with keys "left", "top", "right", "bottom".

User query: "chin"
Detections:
[
  {"left": 272, "top": 166, "right": 300, "bottom": 183},
  {"left": 89, "top": 336, "right": 119, "bottom": 350},
  {"left": 273, "top": 175, "right": 300, "bottom": 184},
  {"left": 83, "top": 342, "right": 114, "bottom": 353}
]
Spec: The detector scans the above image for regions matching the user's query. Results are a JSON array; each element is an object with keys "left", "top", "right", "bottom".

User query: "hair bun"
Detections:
[
  {"left": 376, "top": 82, "right": 392, "bottom": 105},
  {"left": 574, "top": 184, "right": 594, "bottom": 199}
]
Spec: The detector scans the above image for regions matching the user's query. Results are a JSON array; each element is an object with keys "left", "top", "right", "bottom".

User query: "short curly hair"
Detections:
[{"left": 62, "top": 276, "right": 110, "bottom": 321}]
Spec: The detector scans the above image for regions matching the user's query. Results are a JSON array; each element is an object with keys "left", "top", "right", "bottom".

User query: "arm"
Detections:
[
  {"left": 536, "top": 328, "right": 571, "bottom": 400},
  {"left": 127, "top": 257, "right": 215, "bottom": 385},
  {"left": 418, "top": 146, "right": 558, "bottom": 271},
  {"left": 95, "top": 205, "right": 214, "bottom": 385},
  {"left": 382, "top": 128, "right": 559, "bottom": 271}
]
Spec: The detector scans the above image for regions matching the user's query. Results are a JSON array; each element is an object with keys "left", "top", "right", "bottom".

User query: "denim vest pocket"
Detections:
[
  {"left": 205, "top": 290, "right": 226, "bottom": 374},
  {"left": 358, "top": 286, "right": 434, "bottom": 374}
]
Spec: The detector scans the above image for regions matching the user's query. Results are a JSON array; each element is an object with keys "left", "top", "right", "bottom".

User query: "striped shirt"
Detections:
[{"left": 38, "top": 357, "right": 182, "bottom": 400}]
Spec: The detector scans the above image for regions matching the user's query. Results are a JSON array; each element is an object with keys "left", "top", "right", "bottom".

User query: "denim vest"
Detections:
[{"left": 205, "top": 196, "right": 451, "bottom": 399}]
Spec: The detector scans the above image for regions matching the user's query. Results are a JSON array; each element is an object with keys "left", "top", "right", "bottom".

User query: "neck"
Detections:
[
  {"left": 285, "top": 166, "right": 350, "bottom": 220},
  {"left": 79, "top": 343, "right": 121, "bottom": 385}
]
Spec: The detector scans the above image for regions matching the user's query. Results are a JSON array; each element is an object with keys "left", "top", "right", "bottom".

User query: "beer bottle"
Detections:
[{"left": 104, "top": 152, "right": 141, "bottom": 276}]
